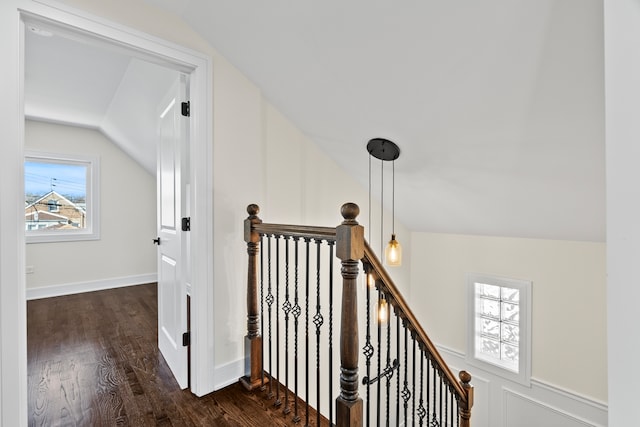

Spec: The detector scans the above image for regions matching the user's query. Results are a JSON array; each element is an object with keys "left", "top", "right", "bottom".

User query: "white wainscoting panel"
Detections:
[
  {"left": 505, "top": 389, "right": 601, "bottom": 427},
  {"left": 437, "top": 345, "right": 607, "bottom": 427}
]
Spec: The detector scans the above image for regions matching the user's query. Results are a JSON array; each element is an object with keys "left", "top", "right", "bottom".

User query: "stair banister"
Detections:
[
  {"left": 363, "top": 241, "right": 474, "bottom": 427},
  {"left": 240, "top": 204, "right": 263, "bottom": 390},
  {"left": 240, "top": 202, "right": 473, "bottom": 426},
  {"left": 335, "top": 203, "right": 365, "bottom": 426}
]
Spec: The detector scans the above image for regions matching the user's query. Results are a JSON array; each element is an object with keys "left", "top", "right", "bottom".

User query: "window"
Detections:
[
  {"left": 47, "top": 199, "right": 59, "bottom": 212},
  {"left": 25, "top": 151, "right": 100, "bottom": 243},
  {"left": 467, "top": 273, "right": 531, "bottom": 385}
]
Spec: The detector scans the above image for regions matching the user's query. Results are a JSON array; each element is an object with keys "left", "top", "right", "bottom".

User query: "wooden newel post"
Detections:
[
  {"left": 335, "top": 203, "right": 364, "bottom": 427},
  {"left": 459, "top": 370, "right": 474, "bottom": 427},
  {"left": 240, "top": 204, "right": 263, "bottom": 390}
]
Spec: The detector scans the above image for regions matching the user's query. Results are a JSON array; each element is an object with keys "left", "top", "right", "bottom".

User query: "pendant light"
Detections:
[
  {"left": 377, "top": 294, "right": 389, "bottom": 323},
  {"left": 367, "top": 138, "right": 402, "bottom": 267}
]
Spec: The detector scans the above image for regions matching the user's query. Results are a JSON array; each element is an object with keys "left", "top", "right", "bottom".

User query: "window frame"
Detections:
[
  {"left": 24, "top": 151, "right": 100, "bottom": 243},
  {"left": 466, "top": 273, "right": 532, "bottom": 386}
]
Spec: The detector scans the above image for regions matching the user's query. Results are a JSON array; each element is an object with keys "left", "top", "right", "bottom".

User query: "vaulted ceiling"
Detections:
[
  {"left": 24, "top": 23, "right": 179, "bottom": 174},
  {"left": 25, "top": 0, "right": 605, "bottom": 241}
]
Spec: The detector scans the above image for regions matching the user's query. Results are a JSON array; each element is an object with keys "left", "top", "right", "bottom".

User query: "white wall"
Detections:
[
  {"left": 25, "top": 120, "right": 157, "bottom": 296},
  {"left": 411, "top": 232, "right": 607, "bottom": 426},
  {"left": 1, "top": 1, "right": 614, "bottom": 426},
  {"left": 263, "top": 102, "right": 412, "bottom": 295},
  {"left": 604, "top": 1, "right": 640, "bottom": 426},
  {"left": 41, "top": 0, "right": 414, "bottom": 388}
]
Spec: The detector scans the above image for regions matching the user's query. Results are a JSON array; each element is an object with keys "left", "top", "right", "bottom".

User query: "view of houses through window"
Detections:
[
  {"left": 25, "top": 160, "right": 87, "bottom": 231},
  {"left": 24, "top": 152, "right": 99, "bottom": 243}
]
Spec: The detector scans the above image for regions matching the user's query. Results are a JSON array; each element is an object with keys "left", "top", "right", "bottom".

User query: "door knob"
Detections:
[{"left": 153, "top": 237, "right": 161, "bottom": 245}]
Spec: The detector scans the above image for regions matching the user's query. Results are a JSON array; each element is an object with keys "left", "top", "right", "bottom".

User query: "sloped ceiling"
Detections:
[
  {"left": 27, "top": 0, "right": 606, "bottom": 241},
  {"left": 24, "top": 23, "right": 179, "bottom": 174},
  {"left": 179, "top": 0, "right": 606, "bottom": 242}
]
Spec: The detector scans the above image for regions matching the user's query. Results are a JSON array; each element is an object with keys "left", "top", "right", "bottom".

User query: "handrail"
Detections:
[
  {"left": 253, "top": 223, "right": 337, "bottom": 242},
  {"left": 241, "top": 203, "right": 473, "bottom": 426},
  {"left": 362, "top": 241, "right": 472, "bottom": 407}
]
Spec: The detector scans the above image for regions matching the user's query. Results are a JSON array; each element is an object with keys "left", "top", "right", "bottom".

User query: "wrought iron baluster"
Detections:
[
  {"left": 402, "top": 324, "right": 410, "bottom": 426},
  {"left": 412, "top": 333, "right": 416, "bottom": 427},
  {"left": 304, "top": 237, "right": 311, "bottom": 427},
  {"left": 431, "top": 359, "right": 438, "bottom": 427},
  {"left": 266, "top": 235, "right": 274, "bottom": 398},
  {"left": 426, "top": 354, "right": 430, "bottom": 424},
  {"left": 456, "top": 391, "right": 460, "bottom": 427},
  {"left": 293, "top": 237, "right": 301, "bottom": 423},
  {"left": 439, "top": 375, "right": 443, "bottom": 427},
  {"left": 313, "top": 239, "right": 324, "bottom": 427},
  {"left": 275, "top": 235, "right": 282, "bottom": 406},
  {"left": 385, "top": 297, "right": 391, "bottom": 427},
  {"left": 448, "top": 387, "right": 454, "bottom": 426},
  {"left": 396, "top": 316, "right": 401, "bottom": 427},
  {"left": 417, "top": 349, "right": 425, "bottom": 426},
  {"left": 328, "top": 241, "right": 335, "bottom": 426},
  {"left": 260, "top": 234, "right": 265, "bottom": 389},
  {"left": 377, "top": 291, "right": 383, "bottom": 427},
  {"left": 363, "top": 268, "right": 373, "bottom": 427},
  {"left": 282, "top": 236, "right": 292, "bottom": 415},
  {"left": 440, "top": 379, "right": 451, "bottom": 425}
]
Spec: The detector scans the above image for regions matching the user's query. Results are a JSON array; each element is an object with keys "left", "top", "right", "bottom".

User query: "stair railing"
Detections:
[
  {"left": 361, "top": 241, "right": 473, "bottom": 427},
  {"left": 240, "top": 202, "right": 473, "bottom": 427}
]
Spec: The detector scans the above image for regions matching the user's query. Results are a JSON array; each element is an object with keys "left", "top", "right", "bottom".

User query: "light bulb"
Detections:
[
  {"left": 367, "top": 273, "right": 375, "bottom": 289},
  {"left": 378, "top": 298, "right": 388, "bottom": 323},
  {"left": 385, "top": 234, "right": 402, "bottom": 267}
]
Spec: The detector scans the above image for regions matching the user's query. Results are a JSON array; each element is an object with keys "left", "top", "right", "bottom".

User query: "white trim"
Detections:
[
  {"left": 24, "top": 150, "right": 100, "bottom": 243},
  {"left": 7, "top": 0, "right": 216, "bottom": 414},
  {"left": 529, "top": 378, "right": 609, "bottom": 412},
  {"left": 436, "top": 343, "right": 608, "bottom": 427},
  {"left": 26, "top": 273, "right": 157, "bottom": 300},
  {"left": 466, "top": 273, "right": 532, "bottom": 386},
  {"left": 437, "top": 344, "right": 608, "bottom": 412},
  {"left": 213, "top": 358, "right": 245, "bottom": 390},
  {"left": 1, "top": 3, "right": 28, "bottom": 425},
  {"left": 504, "top": 388, "right": 604, "bottom": 427}
]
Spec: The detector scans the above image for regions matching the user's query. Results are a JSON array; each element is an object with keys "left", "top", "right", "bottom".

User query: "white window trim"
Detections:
[
  {"left": 25, "top": 151, "right": 100, "bottom": 243},
  {"left": 466, "top": 273, "right": 532, "bottom": 386}
]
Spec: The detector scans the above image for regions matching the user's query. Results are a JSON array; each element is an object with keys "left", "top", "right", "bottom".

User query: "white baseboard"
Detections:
[
  {"left": 26, "top": 273, "right": 157, "bottom": 300},
  {"left": 213, "top": 358, "right": 244, "bottom": 390}
]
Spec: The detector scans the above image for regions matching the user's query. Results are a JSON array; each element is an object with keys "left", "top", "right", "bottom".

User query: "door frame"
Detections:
[{"left": 1, "top": 2, "right": 214, "bottom": 422}]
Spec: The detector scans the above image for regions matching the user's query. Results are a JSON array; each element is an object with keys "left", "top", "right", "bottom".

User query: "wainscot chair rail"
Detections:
[{"left": 240, "top": 203, "right": 473, "bottom": 427}]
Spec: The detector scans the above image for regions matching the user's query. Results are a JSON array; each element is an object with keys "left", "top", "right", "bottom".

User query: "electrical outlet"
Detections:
[{"left": 26, "top": 265, "right": 35, "bottom": 274}]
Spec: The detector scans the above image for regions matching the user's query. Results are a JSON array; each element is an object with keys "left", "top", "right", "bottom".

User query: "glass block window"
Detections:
[{"left": 467, "top": 274, "right": 531, "bottom": 385}]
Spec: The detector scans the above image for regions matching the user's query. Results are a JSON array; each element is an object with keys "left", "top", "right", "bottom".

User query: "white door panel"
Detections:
[{"left": 156, "top": 75, "right": 188, "bottom": 389}]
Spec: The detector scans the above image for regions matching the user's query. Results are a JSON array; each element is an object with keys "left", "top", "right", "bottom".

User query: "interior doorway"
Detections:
[
  {"left": 17, "top": 4, "right": 215, "bottom": 404},
  {"left": 24, "top": 22, "right": 192, "bottom": 386}
]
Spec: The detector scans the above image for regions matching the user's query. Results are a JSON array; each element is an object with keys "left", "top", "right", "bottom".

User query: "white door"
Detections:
[{"left": 156, "top": 75, "right": 189, "bottom": 389}]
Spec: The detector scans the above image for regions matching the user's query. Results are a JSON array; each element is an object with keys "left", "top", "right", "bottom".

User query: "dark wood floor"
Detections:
[{"left": 27, "top": 283, "right": 328, "bottom": 426}]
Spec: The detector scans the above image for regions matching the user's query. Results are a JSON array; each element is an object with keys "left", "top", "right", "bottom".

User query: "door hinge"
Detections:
[
  {"left": 182, "top": 331, "right": 190, "bottom": 347},
  {"left": 181, "top": 101, "right": 190, "bottom": 117},
  {"left": 181, "top": 217, "right": 191, "bottom": 231}
]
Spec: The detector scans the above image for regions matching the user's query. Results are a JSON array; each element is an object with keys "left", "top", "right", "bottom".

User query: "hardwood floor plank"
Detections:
[{"left": 28, "top": 284, "right": 330, "bottom": 426}]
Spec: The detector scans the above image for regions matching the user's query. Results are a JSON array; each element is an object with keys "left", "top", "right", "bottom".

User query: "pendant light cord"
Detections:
[
  {"left": 392, "top": 159, "right": 395, "bottom": 236},
  {"left": 368, "top": 154, "right": 371, "bottom": 243},
  {"left": 380, "top": 159, "right": 384, "bottom": 256}
]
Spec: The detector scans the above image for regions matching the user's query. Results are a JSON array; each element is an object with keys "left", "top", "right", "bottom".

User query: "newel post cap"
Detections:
[
  {"left": 336, "top": 203, "right": 364, "bottom": 261},
  {"left": 244, "top": 204, "right": 262, "bottom": 243}
]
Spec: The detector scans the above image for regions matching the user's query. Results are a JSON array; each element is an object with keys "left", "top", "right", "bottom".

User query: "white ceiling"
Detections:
[
  {"left": 24, "top": 23, "right": 179, "bottom": 174},
  {"left": 26, "top": 0, "right": 606, "bottom": 241}
]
